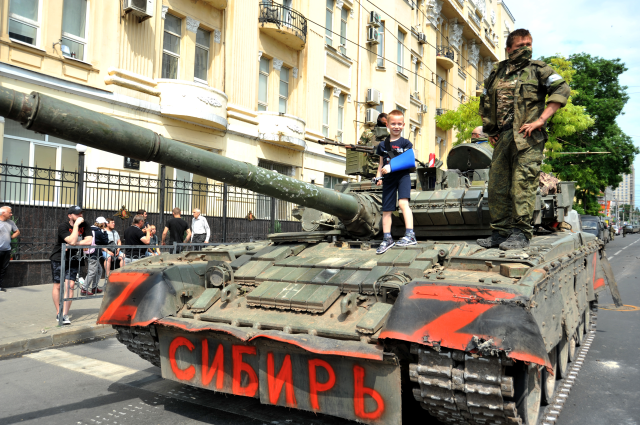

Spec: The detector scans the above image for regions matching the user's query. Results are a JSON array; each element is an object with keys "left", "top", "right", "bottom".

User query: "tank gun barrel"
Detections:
[{"left": 0, "top": 88, "right": 380, "bottom": 236}]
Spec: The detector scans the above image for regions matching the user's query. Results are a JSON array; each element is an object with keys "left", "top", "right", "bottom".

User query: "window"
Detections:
[
  {"left": 322, "top": 86, "right": 332, "bottom": 137},
  {"left": 325, "top": 0, "right": 333, "bottom": 46},
  {"left": 414, "top": 58, "right": 420, "bottom": 94},
  {"left": 376, "top": 21, "right": 385, "bottom": 67},
  {"left": 324, "top": 175, "right": 343, "bottom": 189},
  {"left": 397, "top": 29, "right": 405, "bottom": 74},
  {"left": 61, "top": 0, "right": 88, "bottom": 60},
  {"left": 257, "top": 159, "right": 293, "bottom": 220},
  {"left": 195, "top": 28, "right": 211, "bottom": 83},
  {"left": 8, "top": 0, "right": 40, "bottom": 46},
  {"left": 2, "top": 119, "right": 78, "bottom": 204},
  {"left": 396, "top": 105, "right": 406, "bottom": 137},
  {"left": 162, "top": 14, "right": 182, "bottom": 79},
  {"left": 258, "top": 56, "right": 270, "bottom": 111},
  {"left": 339, "top": 8, "right": 348, "bottom": 55},
  {"left": 279, "top": 67, "right": 289, "bottom": 114},
  {"left": 439, "top": 79, "right": 445, "bottom": 108},
  {"left": 337, "top": 93, "right": 346, "bottom": 142}
]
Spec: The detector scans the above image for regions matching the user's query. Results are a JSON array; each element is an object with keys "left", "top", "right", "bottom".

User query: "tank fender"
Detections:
[
  {"left": 379, "top": 281, "right": 552, "bottom": 370},
  {"left": 97, "top": 270, "right": 179, "bottom": 327}
]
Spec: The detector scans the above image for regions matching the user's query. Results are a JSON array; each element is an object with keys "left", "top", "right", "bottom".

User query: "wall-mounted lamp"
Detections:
[{"left": 52, "top": 39, "right": 72, "bottom": 57}]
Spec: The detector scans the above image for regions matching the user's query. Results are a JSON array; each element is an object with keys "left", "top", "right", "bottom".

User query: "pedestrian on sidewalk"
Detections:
[
  {"left": 124, "top": 214, "right": 151, "bottom": 262},
  {"left": 81, "top": 217, "right": 109, "bottom": 296},
  {"left": 162, "top": 208, "right": 190, "bottom": 253},
  {"left": 190, "top": 208, "right": 210, "bottom": 250},
  {"left": 146, "top": 225, "right": 160, "bottom": 256},
  {"left": 51, "top": 206, "right": 93, "bottom": 325},
  {"left": 136, "top": 209, "right": 149, "bottom": 229},
  {"left": 0, "top": 206, "right": 19, "bottom": 292},
  {"left": 103, "top": 218, "right": 124, "bottom": 277}
]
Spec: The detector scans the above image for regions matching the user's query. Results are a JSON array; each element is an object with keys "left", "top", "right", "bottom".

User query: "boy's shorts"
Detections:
[{"left": 382, "top": 171, "right": 411, "bottom": 212}]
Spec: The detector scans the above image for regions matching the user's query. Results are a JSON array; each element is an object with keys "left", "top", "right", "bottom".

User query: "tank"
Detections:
[{"left": 0, "top": 88, "right": 621, "bottom": 425}]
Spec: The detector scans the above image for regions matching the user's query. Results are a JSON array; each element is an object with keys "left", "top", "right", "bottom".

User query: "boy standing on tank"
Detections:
[{"left": 375, "top": 109, "right": 415, "bottom": 254}]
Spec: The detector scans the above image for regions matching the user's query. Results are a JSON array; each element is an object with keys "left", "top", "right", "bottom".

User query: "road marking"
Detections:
[
  {"left": 614, "top": 250, "right": 622, "bottom": 255},
  {"left": 609, "top": 255, "right": 615, "bottom": 259},
  {"left": 25, "top": 349, "right": 138, "bottom": 382}
]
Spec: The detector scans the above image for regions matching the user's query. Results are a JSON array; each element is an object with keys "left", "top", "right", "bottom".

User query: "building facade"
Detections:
[
  {"left": 611, "top": 166, "right": 635, "bottom": 208},
  {"left": 0, "top": 0, "right": 515, "bottom": 193}
]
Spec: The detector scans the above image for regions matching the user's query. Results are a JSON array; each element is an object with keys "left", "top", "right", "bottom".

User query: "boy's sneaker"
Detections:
[
  {"left": 62, "top": 315, "right": 71, "bottom": 325},
  {"left": 396, "top": 234, "right": 417, "bottom": 247},
  {"left": 376, "top": 239, "right": 395, "bottom": 255}
]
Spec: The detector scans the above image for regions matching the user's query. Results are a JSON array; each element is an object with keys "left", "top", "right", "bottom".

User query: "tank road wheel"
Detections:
[
  {"left": 568, "top": 333, "right": 578, "bottom": 362},
  {"left": 542, "top": 347, "right": 557, "bottom": 405},
  {"left": 557, "top": 334, "right": 570, "bottom": 378},
  {"left": 515, "top": 364, "right": 542, "bottom": 425},
  {"left": 576, "top": 314, "right": 586, "bottom": 346}
]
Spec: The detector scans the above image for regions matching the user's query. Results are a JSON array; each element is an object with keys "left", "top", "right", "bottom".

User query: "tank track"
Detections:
[
  {"left": 114, "top": 325, "right": 161, "bottom": 368},
  {"left": 410, "top": 344, "right": 520, "bottom": 425},
  {"left": 410, "top": 307, "right": 598, "bottom": 425}
]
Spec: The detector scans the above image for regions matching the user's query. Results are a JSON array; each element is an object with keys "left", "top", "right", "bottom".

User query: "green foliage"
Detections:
[
  {"left": 274, "top": 220, "right": 282, "bottom": 233},
  {"left": 572, "top": 204, "right": 585, "bottom": 215},
  {"left": 542, "top": 54, "right": 639, "bottom": 214},
  {"left": 434, "top": 97, "right": 483, "bottom": 146}
]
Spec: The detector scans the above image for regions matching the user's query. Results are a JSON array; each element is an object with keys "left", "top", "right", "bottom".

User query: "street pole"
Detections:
[
  {"left": 75, "top": 144, "right": 87, "bottom": 208},
  {"left": 159, "top": 165, "right": 166, "bottom": 233}
]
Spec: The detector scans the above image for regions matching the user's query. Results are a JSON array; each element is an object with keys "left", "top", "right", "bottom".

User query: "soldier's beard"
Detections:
[{"left": 508, "top": 46, "right": 532, "bottom": 66}]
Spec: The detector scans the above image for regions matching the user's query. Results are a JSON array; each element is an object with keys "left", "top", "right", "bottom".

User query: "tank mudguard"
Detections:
[
  {"left": 389, "top": 149, "right": 416, "bottom": 172},
  {"left": 380, "top": 281, "right": 552, "bottom": 370},
  {"left": 97, "top": 271, "right": 178, "bottom": 327}
]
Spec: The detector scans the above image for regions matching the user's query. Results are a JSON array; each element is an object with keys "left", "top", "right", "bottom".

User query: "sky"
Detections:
[{"left": 505, "top": 0, "right": 640, "bottom": 205}]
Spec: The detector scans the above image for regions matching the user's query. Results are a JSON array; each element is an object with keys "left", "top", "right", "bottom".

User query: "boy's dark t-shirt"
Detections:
[
  {"left": 375, "top": 136, "right": 413, "bottom": 167},
  {"left": 50, "top": 221, "right": 90, "bottom": 263},
  {"left": 166, "top": 218, "right": 189, "bottom": 244},
  {"left": 124, "top": 225, "right": 147, "bottom": 258}
]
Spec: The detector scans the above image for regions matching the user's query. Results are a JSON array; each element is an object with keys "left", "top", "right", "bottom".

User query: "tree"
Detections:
[
  {"left": 434, "top": 97, "right": 482, "bottom": 146},
  {"left": 543, "top": 54, "right": 639, "bottom": 215}
]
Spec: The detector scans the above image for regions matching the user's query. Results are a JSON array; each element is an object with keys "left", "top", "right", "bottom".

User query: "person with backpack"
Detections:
[{"left": 81, "top": 217, "right": 109, "bottom": 295}]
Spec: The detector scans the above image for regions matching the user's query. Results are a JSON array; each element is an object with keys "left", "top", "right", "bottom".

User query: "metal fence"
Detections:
[
  {"left": 56, "top": 242, "right": 223, "bottom": 326},
  {"left": 0, "top": 163, "right": 301, "bottom": 260}
]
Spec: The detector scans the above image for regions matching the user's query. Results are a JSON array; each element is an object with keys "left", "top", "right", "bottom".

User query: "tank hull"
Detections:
[{"left": 99, "top": 232, "right": 607, "bottom": 424}]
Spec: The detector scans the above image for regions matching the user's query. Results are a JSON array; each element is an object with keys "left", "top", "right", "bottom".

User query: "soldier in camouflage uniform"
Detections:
[
  {"left": 358, "top": 113, "right": 388, "bottom": 177},
  {"left": 477, "top": 29, "right": 571, "bottom": 250}
]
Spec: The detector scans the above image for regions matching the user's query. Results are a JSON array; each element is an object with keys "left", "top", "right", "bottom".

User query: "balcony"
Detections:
[
  {"left": 257, "top": 112, "right": 307, "bottom": 151},
  {"left": 156, "top": 80, "right": 228, "bottom": 130},
  {"left": 436, "top": 46, "right": 455, "bottom": 70},
  {"left": 259, "top": 3, "right": 307, "bottom": 51},
  {"left": 200, "top": 0, "right": 227, "bottom": 9}
]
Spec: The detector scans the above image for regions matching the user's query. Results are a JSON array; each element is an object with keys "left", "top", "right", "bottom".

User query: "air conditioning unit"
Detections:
[
  {"left": 418, "top": 32, "right": 427, "bottom": 44},
  {"left": 123, "top": 0, "right": 154, "bottom": 22},
  {"left": 419, "top": 104, "right": 428, "bottom": 114},
  {"left": 367, "top": 27, "right": 380, "bottom": 45},
  {"left": 366, "top": 88, "right": 381, "bottom": 105},
  {"left": 365, "top": 108, "right": 380, "bottom": 125},
  {"left": 369, "top": 11, "right": 381, "bottom": 27},
  {"left": 436, "top": 108, "right": 446, "bottom": 116}
]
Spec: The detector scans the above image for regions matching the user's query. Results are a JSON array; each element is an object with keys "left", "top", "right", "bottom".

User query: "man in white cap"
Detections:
[{"left": 81, "top": 216, "right": 109, "bottom": 296}]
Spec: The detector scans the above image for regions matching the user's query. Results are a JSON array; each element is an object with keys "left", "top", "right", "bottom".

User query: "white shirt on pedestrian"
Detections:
[{"left": 191, "top": 215, "right": 210, "bottom": 242}]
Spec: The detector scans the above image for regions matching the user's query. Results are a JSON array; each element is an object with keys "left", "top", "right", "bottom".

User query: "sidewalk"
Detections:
[{"left": 0, "top": 283, "right": 115, "bottom": 357}]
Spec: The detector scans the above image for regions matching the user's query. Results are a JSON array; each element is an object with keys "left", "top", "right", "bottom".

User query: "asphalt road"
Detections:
[
  {"left": 557, "top": 233, "right": 640, "bottom": 425},
  {"left": 1, "top": 234, "right": 639, "bottom": 425}
]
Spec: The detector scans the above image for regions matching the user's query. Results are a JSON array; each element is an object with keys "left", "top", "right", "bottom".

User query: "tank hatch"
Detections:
[{"left": 446, "top": 142, "right": 493, "bottom": 171}]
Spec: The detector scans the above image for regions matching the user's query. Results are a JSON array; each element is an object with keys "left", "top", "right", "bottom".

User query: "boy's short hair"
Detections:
[{"left": 387, "top": 109, "right": 405, "bottom": 120}]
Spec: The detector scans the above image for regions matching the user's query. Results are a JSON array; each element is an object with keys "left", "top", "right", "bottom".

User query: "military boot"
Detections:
[
  {"left": 477, "top": 231, "right": 508, "bottom": 249},
  {"left": 499, "top": 228, "right": 530, "bottom": 251}
]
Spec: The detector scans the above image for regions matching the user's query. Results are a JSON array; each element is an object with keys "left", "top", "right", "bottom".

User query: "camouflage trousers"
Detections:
[{"left": 488, "top": 129, "right": 544, "bottom": 240}]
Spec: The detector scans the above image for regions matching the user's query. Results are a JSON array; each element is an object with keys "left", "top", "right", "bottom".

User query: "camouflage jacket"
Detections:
[
  {"left": 359, "top": 129, "right": 376, "bottom": 146},
  {"left": 479, "top": 59, "right": 571, "bottom": 151}
]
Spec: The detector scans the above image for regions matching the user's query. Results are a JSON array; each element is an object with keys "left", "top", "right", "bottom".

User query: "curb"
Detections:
[{"left": 0, "top": 324, "right": 116, "bottom": 357}]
